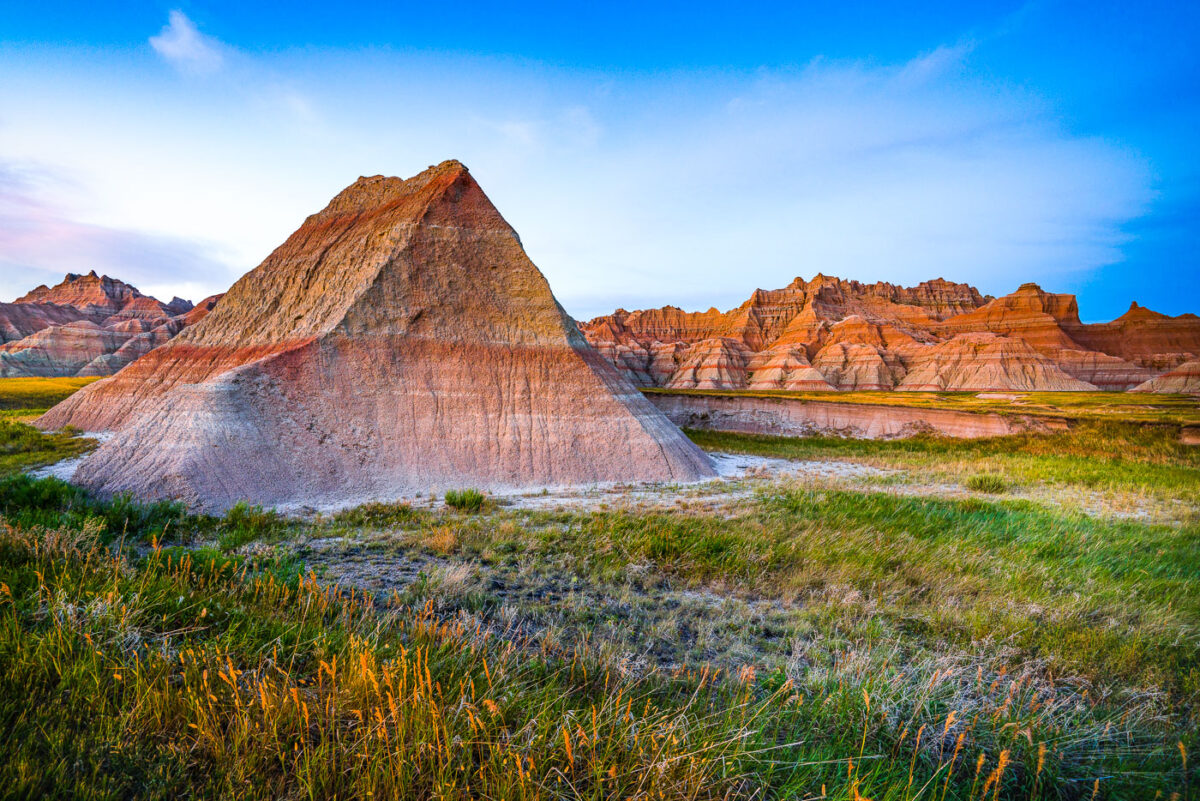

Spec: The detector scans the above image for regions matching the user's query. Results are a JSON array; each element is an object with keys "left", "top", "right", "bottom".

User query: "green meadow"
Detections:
[{"left": 0, "top": 378, "right": 1196, "bottom": 799}]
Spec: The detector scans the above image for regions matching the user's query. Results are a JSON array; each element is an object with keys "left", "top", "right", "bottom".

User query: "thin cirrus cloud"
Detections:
[
  {"left": 149, "top": 10, "right": 226, "bottom": 75},
  {"left": 483, "top": 55, "right": 1152, "bottom": 318},
  {"left": 0, "top": 161, "right": 234, "bottom": 304},
  {"left": 0, "top": 11, "right": 1159, "bottom": 319}
]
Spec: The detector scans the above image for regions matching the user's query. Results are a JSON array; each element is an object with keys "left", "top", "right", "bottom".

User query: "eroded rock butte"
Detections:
[{"left": 38, "top": 161, "right": 714, "bottom": 511}]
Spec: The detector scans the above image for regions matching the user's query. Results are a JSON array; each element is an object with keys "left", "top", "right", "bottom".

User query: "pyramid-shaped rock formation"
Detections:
[{"left": 39, "top": 161, "right": 714, "bottom": 511}]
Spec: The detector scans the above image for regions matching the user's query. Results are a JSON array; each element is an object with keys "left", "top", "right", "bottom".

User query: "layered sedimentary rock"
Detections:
[
  {"left": 39, "top": 161, "right": 713, "bottom": 511},
  {"left": 582, "top": 276, "right": 1199, "bottom": 393},
  {"left": 665, "top": 338, "right": 753, "bottom": 390},
  {"left": 810, "top": 342, "right": 905, "bottom": 390},
  {"left": 649, "top": 392, "right": 1069, "bottom": 439},
  {"left": 1052, "top": 350, "right": 1155, "bottom": 392},
  {"left": 935, "top": 283, "right": 1084, "bottom": 351},
  {"left": 745, "top": 344, "right": 835, "bottom": 391},
  {"left": 0, "top": 302, "right": 91, "bottom": 344},
  {"left": 0, "top": 272, "right": 217, "bottom": 377},
  {"left": 1069, "top": 303, "right": 1200, "bottom": 369},
  {"left": 896, "top": 334, "right": 1095, "bottom": 392},
  {"left": 1131, "top": 361, "right": 1200, "bottom": 394},
  {"left": 17, "top": 271, "right": 143, "bottom": 312}
]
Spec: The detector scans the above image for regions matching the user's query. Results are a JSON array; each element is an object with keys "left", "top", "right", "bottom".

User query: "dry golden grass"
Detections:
[
  {"left": 0, "top": 376, "right": 101, "bottom": 412},
  {"left": 421, "top": 525, "right": 459, "bottom": 555}
]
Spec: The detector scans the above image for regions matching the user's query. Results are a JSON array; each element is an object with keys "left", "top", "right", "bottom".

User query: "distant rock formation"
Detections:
[
  {"left": 896, "top": 333, "right": 1096, "bottom": 392},
  {"left": 0, "top": 271, "right": 221, "bottom": 377},
  {"left": 581, "top": 276, "right": 1199, "bottom": 393},
  {"left": 17, "top": 271, "right": 147, "bottom": 313},
  {"left": 38, "top": 161, "right": 714, "bottom": 511},
  {"left": 1131, "top": 360, "right": 1200, "bottom": 394}
]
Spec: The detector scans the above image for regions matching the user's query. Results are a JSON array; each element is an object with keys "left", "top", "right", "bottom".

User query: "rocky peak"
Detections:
[
  {"left": 16, "top": 272, "right": 144, "bottom": 314},
  {"left": 185, "top": 159, "right": 533, "bottom": 350},
  {"left": 165, "top": 297, "right": 194, "bottom": 315},
  {"left": 981, "top": 283, "right": 1082, "bottom": 327},
  {"left": 1113, "top": 302, "right": 1169, "bottom": 323},
  {"left": 38, "top": 160, "right": 714, "bottom": 510},
  {"left": 317, "top": 160, "right": 473, "bottom": 220}
]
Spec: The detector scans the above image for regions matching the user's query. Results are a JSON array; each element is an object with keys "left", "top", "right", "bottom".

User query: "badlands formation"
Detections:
[
  {"left": 0, "top": 271, "right": 219, "bottom": 377},
  {"left": 38, "top": 161, "right": 714, "bottom": 512},
  {"left": 1132, "top": 360, "right": 1200, "bottom": 394},
  {"left": 581, "top": 277, "right": 1200, "bottom": 392}
]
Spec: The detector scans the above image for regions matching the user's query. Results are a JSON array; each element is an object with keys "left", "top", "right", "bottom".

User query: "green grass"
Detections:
[
  {"left": 0, "top": 378, "right": 1196, "bottom": 796},
  {"left": 445, "top": 488, "right": 489, "bottom": 512},
  {"left": 216, "top": 501, "right": 289, "bottom": 550},
  {"left": 0, "top": 473, "right": 186, "bottom": 541},
  {"left": 645, "top": 387, "right": 1200, "bottom": 425},
  {"left": 0, "top": 376, "right": 99, "bottom": 478},
  {"left": 964, "top": 474, "right": 1008, "bottom": 493},
  {"left": 688, "top": 421, "right": 1200, "bottom": 499},
  {"left": 0, "top": 420, "right": 94, "bottom": 479},
  {"left": 329, "top": 500, "right": 428, "bottom": 529},
  {"left": 473, "top": 489, "right": 1199, "bottom": 702},
  {"left": 1, "top": 515, "right": 1193, "bottom": 799}
]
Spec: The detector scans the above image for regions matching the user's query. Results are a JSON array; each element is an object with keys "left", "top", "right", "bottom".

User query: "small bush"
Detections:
[
  {"left": 332, "top": 501, "right": 423, "bottom": 528},
  {"left": 0, "top": 473, "right": 87, "bottom": 510},
  {"left": 219, "top": 501, "right": 286, "bottom": 551},
  {"left": 444, "top": 488, "right": 487, "bottom": 513},
  {"left": 421, "top": 525, "right": 459, "bottom": 555},
  {"left": 0, "top": 473, "right": 184, "bottom": 541},
  {"left": 0, "top": 420, "right": 49, "bottom": 455},
  {"left": 965, "top": 473, "right": 1008, "bottom": 493},
  {"left": 101, "top": 492, "right": 187, "bottom": 541}
]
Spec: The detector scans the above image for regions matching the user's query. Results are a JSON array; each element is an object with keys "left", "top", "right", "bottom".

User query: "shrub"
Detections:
[
  {"left": 332, "top": 501, "right": 423, "bottom": 528},
  {"left": 0, "top": 473, "right": 185, "bottom": 541},
  {"left": 219, "top": 501, "right": 286, "bottom": 551},
  {"left": 0, "top": 420, "right": 49, "bottom": 455},
  {"left": 965, "top": 473, "right": 1008, "bottom": 494},
  {"left": 444, "top": 488, "right": 487, "bottom": 513},
  {"left": 420, "top": 525, "right": 459, "bottom": 555},
  {"left": 0, "top": 473, "right": 88, "bottom": 511},
  {"left": 100, "top": 492, "right": 187, "bottom": 541}
]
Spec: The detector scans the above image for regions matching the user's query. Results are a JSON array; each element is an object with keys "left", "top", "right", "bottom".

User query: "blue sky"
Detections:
[{"left": 1, "top": 1, "right": 1196, "bottom": 320}]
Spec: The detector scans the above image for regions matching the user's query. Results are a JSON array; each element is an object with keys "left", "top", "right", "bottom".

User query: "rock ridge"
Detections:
[{"left": 581, "top": 278, "right": 1199, "bottom": 393}]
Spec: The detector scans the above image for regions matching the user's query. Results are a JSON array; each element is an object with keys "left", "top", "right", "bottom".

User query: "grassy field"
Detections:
[
  {"left": 0, "top": 377, "right": 1197, "bottom": 798},
  {"left": 0, "top": 376, "right": 100, "bottom": 413},
  {"left": 643, "top": 387, "right": 1200, "bottom": 426},
  {"left": 0, "top": 377, "right": 99, "bottom": 479},
  {"left": 688, "top": 421, "right": 1200, "bottom": 503}
]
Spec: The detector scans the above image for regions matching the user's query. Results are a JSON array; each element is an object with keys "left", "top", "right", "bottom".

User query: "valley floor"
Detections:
[{"left": 0, "top": 378, "right": 1197, "bottom": 799}]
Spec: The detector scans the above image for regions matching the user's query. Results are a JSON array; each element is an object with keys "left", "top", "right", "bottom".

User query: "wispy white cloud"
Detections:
[
  {"left": 149, "top": 10, "right": 225, "bottom": 75},
  {"left": 895, "top": 41, "right": 977, "bottom": 86},
  {"left": 279, "top": 89, "right": 318, "bottom": 123},
  {"left": 0, "top": 34, "right": 1155, "bottom": 319},
  {"left": 0, "top": 159, "right": 235, "bottom": 303},
  {"left": 478, "top": 106, "right": 602, "bottom": 152}
]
